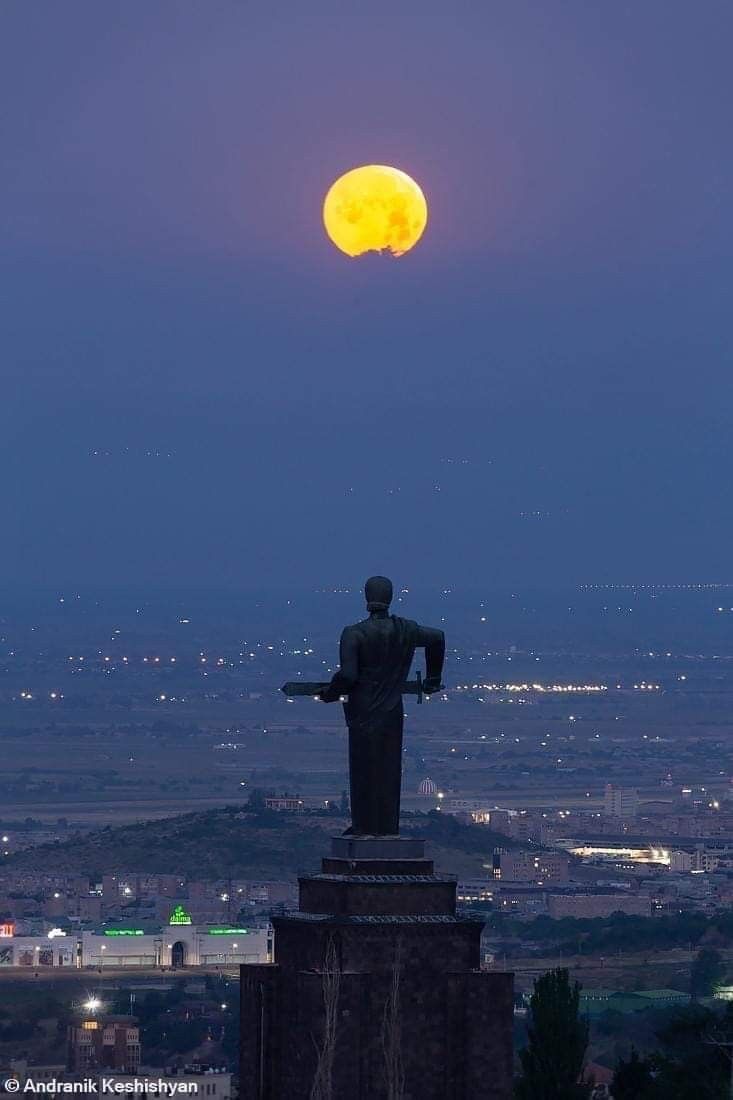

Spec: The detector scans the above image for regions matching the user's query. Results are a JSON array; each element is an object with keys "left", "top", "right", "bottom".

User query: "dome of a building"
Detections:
[{"left": 418, "top": 777, "right": 437, "bottom": 796}]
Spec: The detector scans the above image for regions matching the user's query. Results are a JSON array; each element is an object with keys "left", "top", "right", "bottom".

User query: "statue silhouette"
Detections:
[{"left": 319, "top": 576, "right": 445, "bottom": 836}]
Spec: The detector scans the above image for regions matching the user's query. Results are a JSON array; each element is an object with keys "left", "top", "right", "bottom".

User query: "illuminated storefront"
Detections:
[
  {"left": 0, "top": 928, "right": 75, "bottom": 967},
  {"left": 80, "top": 910, "right": 272, "bottom": 967},
  {"left": 0, "top": 910, "right": 272, "bottom": 969}
]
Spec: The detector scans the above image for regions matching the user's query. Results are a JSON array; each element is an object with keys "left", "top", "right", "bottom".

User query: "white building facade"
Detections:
[
  {"left": 81, "top": 925, "right": 271, "bottom": 968},
  {"left": 0, "top": 908, "right": 271, "bottom": 969}
]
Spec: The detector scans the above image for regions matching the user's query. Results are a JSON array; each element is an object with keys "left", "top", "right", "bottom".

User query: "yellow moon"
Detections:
[{"left": 323, "top": 165, "right": 428, "bottom": 257}]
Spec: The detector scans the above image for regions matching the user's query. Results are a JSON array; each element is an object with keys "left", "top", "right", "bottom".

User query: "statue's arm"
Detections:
[
  {"left": 416, "top": 625, "right": 445, "bottom": 691},
  {"left": 318, "top": 627, "right": 359, "bottom": 702}
]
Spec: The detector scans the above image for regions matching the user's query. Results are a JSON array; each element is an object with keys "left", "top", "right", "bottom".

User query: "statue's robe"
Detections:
[{"left": 321, "top": 613, "right": 445, "bottom": 835}]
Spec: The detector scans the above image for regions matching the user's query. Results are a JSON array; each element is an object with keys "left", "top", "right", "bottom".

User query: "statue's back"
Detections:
[{"left": 343, "top": 614, "right": 420, "bottom": 721}]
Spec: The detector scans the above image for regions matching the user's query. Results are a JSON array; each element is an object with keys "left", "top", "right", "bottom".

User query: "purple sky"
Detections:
[{"left": 1, "top": 1, "right": 731, "bottom": 590}]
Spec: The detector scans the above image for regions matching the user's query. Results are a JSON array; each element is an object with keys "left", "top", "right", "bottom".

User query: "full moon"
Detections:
[{"left": 323, "top": 165, "right": 428, "bottom": 258}]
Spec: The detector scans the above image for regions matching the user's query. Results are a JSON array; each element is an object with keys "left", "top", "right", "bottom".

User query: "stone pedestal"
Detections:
[{"left": 240, "top": 836, "right": 513, "bottom": 1100}]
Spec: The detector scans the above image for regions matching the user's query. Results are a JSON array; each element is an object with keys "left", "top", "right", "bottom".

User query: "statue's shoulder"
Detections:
[
  {"left": 390, "top": 615, "right": 420, "bottom": 634},
  {"left": 343, "top": 618, "right": 370, "bottom": 634}
]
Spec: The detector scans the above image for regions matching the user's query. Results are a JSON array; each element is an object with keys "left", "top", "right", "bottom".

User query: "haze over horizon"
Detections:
[{"left": 2, "top": 1, "right": 731, "bottom": 589}]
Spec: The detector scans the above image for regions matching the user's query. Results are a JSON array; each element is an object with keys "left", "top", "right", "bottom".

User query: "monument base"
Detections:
[
  {"left": 240, "top": 836, "right": 514, "bottom": 1099},
  {"left": 322, "top": 834, "right": 435, "bottom": 876}
]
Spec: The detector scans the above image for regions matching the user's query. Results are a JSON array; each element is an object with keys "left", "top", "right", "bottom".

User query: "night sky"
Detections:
[{"left": 2, "top": 2, "right": 731, "bottom": 590}]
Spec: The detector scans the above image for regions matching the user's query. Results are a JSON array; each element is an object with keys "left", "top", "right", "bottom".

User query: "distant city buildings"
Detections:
[
  {"left": 604, "top": 784, "right": 639, "bottom": 819},
  {"left": 68, "top": 1016, "right": 140, "bottom": 1074},
  {"left": 492, "top": 849, "right": 569, "bottom": 884},
  {"left": 0, "top": 868, "right": 296, "bottom": 926},
  {"left": 669, "top": 846, "right": 721, "bottom": 873},
  {"left": 546, "top": 893, "right": 651, "bottom": 919},
  {"left": 264, "top": 796, "right": 304, "bottom": 812},
  {"left": 579, "top": 989, "right": 690, "bottom": 1016},
  {"left": 441, "top": 797, "right": 492, "bottom": 823}
]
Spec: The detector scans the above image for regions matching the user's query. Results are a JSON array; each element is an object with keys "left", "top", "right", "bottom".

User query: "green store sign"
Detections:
[{"left": 168, "top": 904, "right": 193, "bottom": 926}]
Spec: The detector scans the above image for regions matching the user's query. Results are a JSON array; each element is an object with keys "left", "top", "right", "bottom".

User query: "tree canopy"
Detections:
[{"left": 515, "top": 968, "right": 592, "bottom": 1100}]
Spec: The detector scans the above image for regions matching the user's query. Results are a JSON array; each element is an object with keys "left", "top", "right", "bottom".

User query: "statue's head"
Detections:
[{"left": 365, "top": 575, "right": 393, "bottom": 612}]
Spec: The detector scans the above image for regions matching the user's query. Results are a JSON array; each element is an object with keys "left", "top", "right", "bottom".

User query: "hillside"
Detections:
[{"left": 2, "top": 807, "right": 518, "bottom": 880}]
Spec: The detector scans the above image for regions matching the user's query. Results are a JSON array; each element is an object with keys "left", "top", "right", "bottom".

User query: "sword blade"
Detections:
[
  {"left": 281, "top": 682, "right": 329, "bottom": 696},
  {"left": 281, "top": 680, "right": 425, "bottom": 697}
]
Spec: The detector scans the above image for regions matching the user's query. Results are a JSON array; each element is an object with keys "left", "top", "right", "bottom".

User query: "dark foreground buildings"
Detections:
[{"left": 240, "top": 835, "right": 513, "bottom": 1099}]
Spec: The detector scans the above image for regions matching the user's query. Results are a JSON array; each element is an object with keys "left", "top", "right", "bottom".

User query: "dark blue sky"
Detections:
[{"left": 1, "top": 2, "right": 731, "bottom": 590}]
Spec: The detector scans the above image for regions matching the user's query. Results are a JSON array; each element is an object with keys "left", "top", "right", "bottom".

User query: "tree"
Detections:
[
  {"left": 612, "top": 1048, "right": 657, "bottom": 1100},
  {"left": 611, "top": 1004, "right": 733, "bottom": 1100},
  {"left": 690, "top": 947, "right": 726, "bottom": 998},
  {"left": 515, "top": 968, "right": 592, "bottom": 1100}
]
